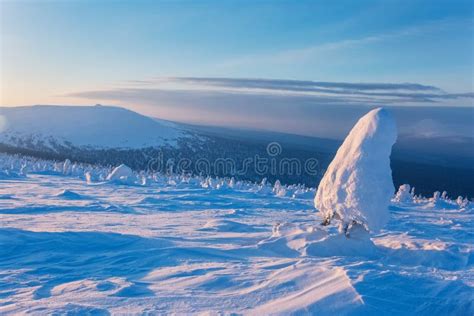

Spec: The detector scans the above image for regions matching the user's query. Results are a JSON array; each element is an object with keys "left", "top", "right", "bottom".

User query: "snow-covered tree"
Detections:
[
  {"left": 394, "top": 184, "right": 414, "bottom": 203},
  {"left": 106, "top": 164, "right": 137, "bottom": 184},
  {"left": 314, "top": 108, "right": 397, "bottom": 235}
]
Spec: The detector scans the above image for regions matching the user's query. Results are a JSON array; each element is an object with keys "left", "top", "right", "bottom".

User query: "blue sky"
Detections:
[{"left": 1, "top": 0, "right": 473, "bottom": 137}]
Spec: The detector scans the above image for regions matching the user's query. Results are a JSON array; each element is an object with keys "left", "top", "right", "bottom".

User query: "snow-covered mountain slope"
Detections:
[
  {"left": 0, "top": 156, "right": 472, "bottom": 315},
  {"left": 0, "top": 105, "right": 187, "bottom": 149}
]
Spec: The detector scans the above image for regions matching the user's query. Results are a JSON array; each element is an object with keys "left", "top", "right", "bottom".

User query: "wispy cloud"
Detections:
[
  {"left": 217, "top": 17, "right": 474, "bottom": 68},
  {"left": 65, "top": 76, "right": 474, "bottom": 139},
  {"left": 72, "top": 77, "right": 473, "bottom": 105},
  {"left": 171, "top": 77, "right": 443, "bottom": 92}
]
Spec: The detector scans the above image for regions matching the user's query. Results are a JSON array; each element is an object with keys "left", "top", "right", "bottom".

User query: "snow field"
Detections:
[{"left": 0, "top": 154, "right": 472, "bottom": 315}]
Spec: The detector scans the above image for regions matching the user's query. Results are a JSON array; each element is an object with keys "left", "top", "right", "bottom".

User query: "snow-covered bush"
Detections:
[
  {"left": 431, "top": 191, "right": 441, "bottom": 202},
  {"left": 256, "top": 178, "right": 273, "bottom": 195},
  {"left": 63, "top": 159, "right": 71, "bottom": 175},
  {"left": 106, "top": 164, "right": 138, "bottom": 185},
  {"left": 394, "top": 184, "right": 414, "bottom": 204},
  {"left": 456, "top": 196, "right": 469, "bottom": 209},
  {"left": 314, "top": 108, "right": 397, "bottom": 234},
  {"left": 273, "top": 180, "right": 287, "bottom": 197},
  {"left": 0, "top": 153, "right": 469, "bottom": 209}
]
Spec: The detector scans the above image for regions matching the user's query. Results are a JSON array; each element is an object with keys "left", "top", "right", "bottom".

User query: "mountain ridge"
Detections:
[{"left": 0, "top": 104, "right": 188, "bottom": 150}]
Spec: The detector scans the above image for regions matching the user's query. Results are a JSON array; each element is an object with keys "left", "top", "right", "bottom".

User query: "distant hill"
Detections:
[{"left": 0, "top": 105, "right": 188, "bottom": 150}]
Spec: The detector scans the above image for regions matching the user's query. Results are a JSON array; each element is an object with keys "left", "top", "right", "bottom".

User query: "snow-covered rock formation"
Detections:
[{"left": 314, "top": 107, "right": 397, "bottom": 234}]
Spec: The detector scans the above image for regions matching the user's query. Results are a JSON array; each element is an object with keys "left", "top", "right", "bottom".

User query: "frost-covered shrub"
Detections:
[
  {"left": 431, "top": 191, "right": 441, "bottom": 202},
  {"left": 106, "top": 164, "right": 138, "bottom": 185},
  {"left": 256, "top": 178, "right": 273, "bottom": 195},
  {"left": 63, "top": 159, "right": 71, "bottom": 175},
  {"left": 273, "top": 180, "right": 288, "bottom": 197},
  {"left": 394, "top": 184, "right": 414, "bottom": 204},
  {"left": 455, "top": 196, "right": 469, "bottom": 209}
]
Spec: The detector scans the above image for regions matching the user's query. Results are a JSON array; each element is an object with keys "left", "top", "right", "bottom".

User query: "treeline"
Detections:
[{"left": 1, "top": 134, "right": 473, "bottom": 198}]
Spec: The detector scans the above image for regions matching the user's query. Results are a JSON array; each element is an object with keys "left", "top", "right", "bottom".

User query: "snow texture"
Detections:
[
  {"left": 314, "top": 107, "right": 397, "bottom": 233},
  {"left": 0, "top": 154, "right": 472, "bottom": 315}
]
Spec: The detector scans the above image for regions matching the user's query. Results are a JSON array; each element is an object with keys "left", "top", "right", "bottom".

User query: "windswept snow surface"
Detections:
[
  {"left": 0, "top": 105, "right": 186, "bottom": 149},
  {"left": 315, "top": 108, "right": 397, "bottom": 232},
  {"left": 0, "top": 156, "right": 473, "bottom": 315}
]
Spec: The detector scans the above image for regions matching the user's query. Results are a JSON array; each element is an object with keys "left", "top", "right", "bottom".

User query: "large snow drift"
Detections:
[{"left": 314, "top": 107, "right": 397, "bottom": 233}]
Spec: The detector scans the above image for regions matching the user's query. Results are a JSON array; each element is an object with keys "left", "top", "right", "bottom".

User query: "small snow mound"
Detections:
[
  {"left": 258, "top": 222, "right": 327, "bottom": 256},
  {"left": 305, "top": 225, "right": 379, "bottom": 258},
  {"left": 139, "top": 196, "right": 161, "bottom": 204},
  {"left": 201, "top": 219, "right": 262, "bottom": 233},
  {"left": 314, "top": 107, "right": 397, "bottom": 233},
  {"left": 55, "top": 189, "right": 84, "bottom": 200},
  {"left": 259, "top": 222, "right": 378, "bottom": 258},
  {"left": 106, "top": 164, "right": 137, "bottom": 185}
]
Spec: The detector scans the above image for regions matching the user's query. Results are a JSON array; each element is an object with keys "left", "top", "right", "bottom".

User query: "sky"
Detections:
[{"left": 1, "top": 0, "right": 473, "bottom": 138}]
